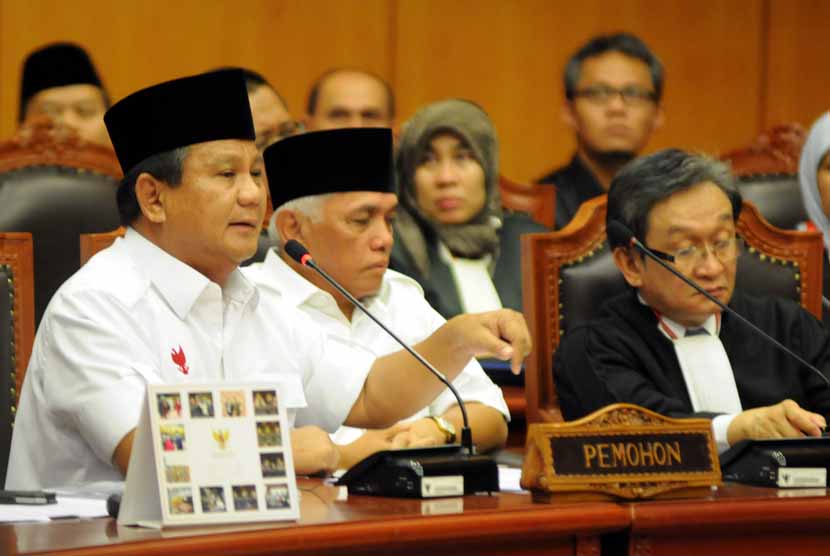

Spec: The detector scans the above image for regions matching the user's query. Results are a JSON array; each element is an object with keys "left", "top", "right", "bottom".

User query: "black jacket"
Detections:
[
  {"left": 554, "top": 289, "right": 830, "bottom": 421},
  {"left": 537, "top": 154, "right": 604, "bottom": 230},
  {"left": 390, "top": 211, "right": 548, "bottom": 319}
]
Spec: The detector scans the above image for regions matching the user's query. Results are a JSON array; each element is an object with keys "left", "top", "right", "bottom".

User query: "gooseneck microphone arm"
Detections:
[
  {"left": 607, "top": 221, "right": 830, "bottom": 387},
  {"left": 283, "top": 239, "right": 475, "bottom": 455}
]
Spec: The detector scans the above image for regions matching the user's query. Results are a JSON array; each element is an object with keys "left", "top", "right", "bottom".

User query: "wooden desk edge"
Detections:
[{"left": 20, "top": 503, "right": 630, "bottom": 556}]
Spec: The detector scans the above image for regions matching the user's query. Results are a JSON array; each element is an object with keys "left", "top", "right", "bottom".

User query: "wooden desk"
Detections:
[
  {"left": 3, "top": 480, "right": 628, "bottom": 556},
  {"left": 629, "top": 484, "right": 830, "bottom": 556},
  {"left": 8, "top": 482, "right": 830, "bottom": 555}
]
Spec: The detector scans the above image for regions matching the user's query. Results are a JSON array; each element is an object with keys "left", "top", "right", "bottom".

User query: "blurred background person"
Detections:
[
  {"left": 391, "top": 99, "right": 548, "bottom": 319},
  {"left": 538, "top": 32, "right": 664, "bottom": 229},
  {"left": 239, "top": 68, "right": 302, "bottom": 151},
  {"left": 798, "top": 112, "right": 830, "bottom": 325},
  {"left": 18, "top": 42, "right": 111, "bottom": 148},
  {"left": 304, "top": 68, "right": 394, "bottom": 130}
]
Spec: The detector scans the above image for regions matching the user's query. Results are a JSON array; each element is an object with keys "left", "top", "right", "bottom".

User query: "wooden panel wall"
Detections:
[
  {"left": 394, "top": 0, "right": 764, "bottom": 182},
  {"left": 764, "top": 0, "right": 830, "bottom": 130},
  {"left": 0, "top": 0, "right": 827, "bottom": 184},
  {"left": 0, "top": 0, "right": 394, "bottom": 135}
]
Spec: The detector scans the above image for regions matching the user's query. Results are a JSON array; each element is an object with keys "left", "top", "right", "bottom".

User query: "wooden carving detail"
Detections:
[
  {"left": 590, "top": 407, "right": 665, "bottom": 428},
  {"left": 580, "top": 481, "right": 691, "bottom": 500},
  {"left": 720, "top": 122, "right": 806, "bottom": 176},
  {"left": 0, "top": 117, "right": 122, "bottom": 179}
]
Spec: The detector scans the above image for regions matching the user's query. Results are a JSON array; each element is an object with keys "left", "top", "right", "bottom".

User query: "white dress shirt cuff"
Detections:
[{"left": 712, "top": 413, "right": 737, "bottom": 453}]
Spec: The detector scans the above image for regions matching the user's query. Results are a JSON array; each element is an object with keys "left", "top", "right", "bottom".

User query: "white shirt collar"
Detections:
[
  {"left": 258, "top": 249, "right": 321, "bottom": 308},
  {"left": 636, "top": 292, "right": 719, "bottom": 339},
  {"left": 659, "top": 312, "right": 719, "bottom": 338},
  {"left": 256, "top": 248, "right": 391, "bottom": 317},
  {"left": 122, "top": 227, "right": 258, "bottom": 319}
]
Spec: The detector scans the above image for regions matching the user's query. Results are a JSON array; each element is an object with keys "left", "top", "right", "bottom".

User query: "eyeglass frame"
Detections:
[
  {"left": 570, "top": 84, "right": 658, "bottom": 106},
  {"left": 256, "top": 120, "right": 304, "bottom": 151},
  {"left": 644, "top": 235, "right": 742, "bottom": 269}
]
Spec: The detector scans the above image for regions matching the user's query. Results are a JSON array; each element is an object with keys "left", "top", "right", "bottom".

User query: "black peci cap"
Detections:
[
  {"left": 20, "top": 42, "right": 106, "bottom": 121},
  {"left": 104, "top": 68, "right": 255, "bottom": 175},
  {"left": 264, "top": 127, "right": 394, "bottom": 209}
]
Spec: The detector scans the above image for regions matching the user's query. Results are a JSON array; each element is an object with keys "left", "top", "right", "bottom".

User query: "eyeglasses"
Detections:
[
  {"left": 571, "top": 85, "right": 657, "bottom": 106},
  {"left": 647, "top": 236, "right": 741, "bottom": 270}
]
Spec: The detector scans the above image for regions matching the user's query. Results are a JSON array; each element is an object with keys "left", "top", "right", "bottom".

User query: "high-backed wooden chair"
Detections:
[
  {"left": 0, "top": 120, "right": 122, "bottom": 326},
  {"left": 0, "top": 232, "right": 35, "bottom": 486},
  {"left": 721, "top": 122, "right": 805, "bottom": 176},
  {"left": 521, "top": 195, "right": 825, "bottom": 424},
  {"left": 499, "top": 175, "right": 555, "bottom": 228},
  {"left": 720, "top": 122, "right": 807, "bottom": 229}
]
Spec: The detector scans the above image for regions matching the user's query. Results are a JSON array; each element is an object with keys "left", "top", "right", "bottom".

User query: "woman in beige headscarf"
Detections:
[
  {"left": 798, "top": 112, "right": 830, "bottom": 324},
  {"left": 391, "top": 99, "right": 548, "bottom": 318}
]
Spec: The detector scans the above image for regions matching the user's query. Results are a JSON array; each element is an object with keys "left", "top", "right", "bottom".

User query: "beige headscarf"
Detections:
[
  {"left": 798, "top": 112, "right": 830, "bottom": 250},
  {"left": 394, "top": 99, "right": 502, "bottom": 277}
]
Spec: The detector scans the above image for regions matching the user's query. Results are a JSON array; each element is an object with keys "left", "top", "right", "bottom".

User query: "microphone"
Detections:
[
  {"left": 608, "top": 221, "right": 830, "bottom": 387},
  {"left": 284, "top": 239, "right": 498, "bottom": 496}
]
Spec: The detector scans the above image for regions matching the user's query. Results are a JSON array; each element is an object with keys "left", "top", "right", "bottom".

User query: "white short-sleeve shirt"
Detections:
[
  {"left": 244, "top": 250, "right": 510, "bottom": 445},
  {"left": 7, "top": 229, "right": 375, "bottom": 490}
]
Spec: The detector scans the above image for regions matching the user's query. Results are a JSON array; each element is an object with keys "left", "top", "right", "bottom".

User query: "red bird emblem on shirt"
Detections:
[{"left": 171, "top": 346, "right": 189, "bottom": 375}]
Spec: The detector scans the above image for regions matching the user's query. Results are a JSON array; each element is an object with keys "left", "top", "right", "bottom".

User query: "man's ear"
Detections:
[
  {"left": 275, "top": 209, "right": 305, "bottom": 247},
  {"left": 301, "top": 113, "right": 314, "bottom": 132},
  {"left": 651, "top": 104, "right": 666, "bottom": 133},
  {"left": 135, "top": 173, "right": 167, "bottom": 224},
  {"left": 612, "top": 246, "right": 645, "bottom": 288},
  {"left": 562, "top": 99, "right": 578, "bottom": 132}
]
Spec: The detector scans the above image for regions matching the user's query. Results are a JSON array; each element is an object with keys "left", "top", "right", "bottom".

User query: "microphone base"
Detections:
[
  {"left": 336, "top": 445, "right": 499, "bottom": 498},
  {"left": 720, "top": 437, "right": 830, "bottom": 487}
]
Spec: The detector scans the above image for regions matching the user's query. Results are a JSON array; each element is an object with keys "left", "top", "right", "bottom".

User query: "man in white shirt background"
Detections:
[
  {"left": 245, "top": 128, "right": 509, "bottom": 469},
  {"left": 7, "top": 70, "right": 530, "bottom": 490}
]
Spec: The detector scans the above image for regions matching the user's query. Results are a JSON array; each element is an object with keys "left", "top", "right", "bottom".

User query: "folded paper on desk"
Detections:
[{"left": 0, "top": 496, "right": 108, "bottom": 522}]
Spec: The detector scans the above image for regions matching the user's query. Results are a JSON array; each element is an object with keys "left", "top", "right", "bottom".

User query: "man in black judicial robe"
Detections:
[{"left": 554, "top": 149, "right": 830, "bottom": 450}]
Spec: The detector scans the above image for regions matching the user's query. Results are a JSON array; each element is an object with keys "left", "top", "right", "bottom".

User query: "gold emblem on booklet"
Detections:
[
  {"left": 212, "top": 429, "right": 230, "bottom": 451},
  {"left": 521, "top": 403, "right": 721, "bottom": 501}
]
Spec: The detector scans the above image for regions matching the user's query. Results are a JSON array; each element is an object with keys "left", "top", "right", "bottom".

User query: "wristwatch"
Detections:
[{"left": 428, "top": 416, "right": 457, "bottom": 444}]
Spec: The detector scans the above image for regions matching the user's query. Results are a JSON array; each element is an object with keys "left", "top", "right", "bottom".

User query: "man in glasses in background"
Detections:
[
  {"left": 240, "top": 68, "right": 303, "bottom": 151},
  {"left": 539, "top": 32, "right": 664, "bottom": 229},
  {"left": 554, "top": 149, "right": 830, "bottom": 452}
]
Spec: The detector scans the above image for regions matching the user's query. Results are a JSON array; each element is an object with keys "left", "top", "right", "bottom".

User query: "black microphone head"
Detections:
[
  {"left": 284, "top": 240, "right": 311, "bottom": 265},
  {"left": 607, "top": 220, "right": 635, "bottom": 248}
]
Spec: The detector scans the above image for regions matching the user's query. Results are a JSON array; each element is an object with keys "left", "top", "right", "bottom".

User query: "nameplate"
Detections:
[
  {"left": 119, "top": 382, "right": 299, "bottom": 528},
  {"left": 520, "top": 403, "right": 721, "bottom": 500}
]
